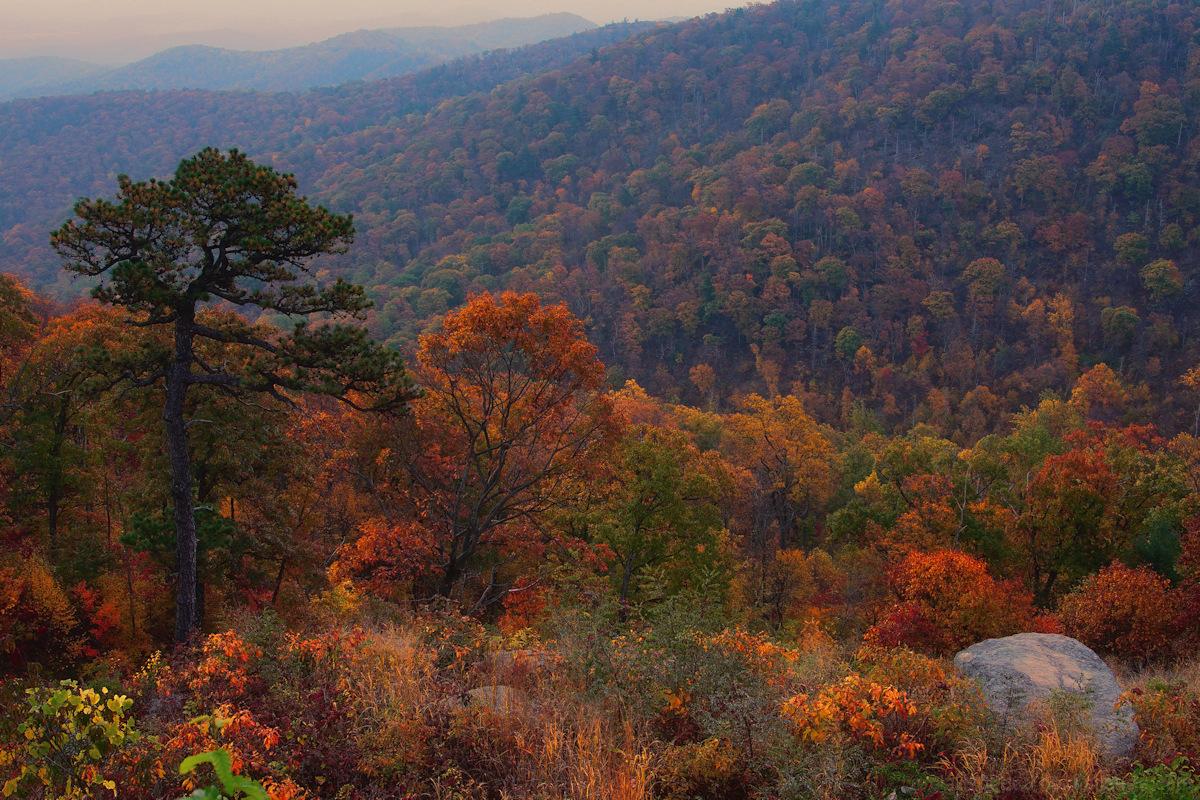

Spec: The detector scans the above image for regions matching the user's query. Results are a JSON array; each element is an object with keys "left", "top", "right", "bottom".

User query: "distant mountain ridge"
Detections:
[
  {"left": 0, "top": 57, "right": 109, "bottom": 99},
  {"left": 0, "top": 13, "right": 597, "bottom": 100},
  {"left": 0, "top": 18, "right": 656, "bottom": 295}
]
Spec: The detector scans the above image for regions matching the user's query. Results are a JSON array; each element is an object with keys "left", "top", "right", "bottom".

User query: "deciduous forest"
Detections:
[{"left": 2, "top": 0, "right": 1200, "bottom": 798}]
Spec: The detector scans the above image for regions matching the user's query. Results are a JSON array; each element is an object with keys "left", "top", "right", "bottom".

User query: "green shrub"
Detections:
[
  {"left": 178, "top": 749, "right": 268, "bottom": 800},
  {"left": 0, "top": 679, "right": 138, "bottom": 798},
  {"left": 1103, "top": 758, "right": 1198, "bottom": 800}
]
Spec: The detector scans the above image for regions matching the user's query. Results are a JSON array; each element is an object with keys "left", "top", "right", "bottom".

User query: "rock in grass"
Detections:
[
  {"left": 440, "top": 684, "right": 527, "bottom": 713},
  {"left": 466, "top": 684, "right": 525, "bottom": 711},
  {"left": 953, "top": 633, "right": 1138, "bottom": 758}
]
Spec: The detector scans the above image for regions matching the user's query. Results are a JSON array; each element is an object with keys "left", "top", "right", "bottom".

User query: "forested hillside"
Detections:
[
  {"left": 0, "top": 19, "right": 655, "bottom": 291},
  {"left": 2, "top": 0, "right": 1199, "bottom": 440}
]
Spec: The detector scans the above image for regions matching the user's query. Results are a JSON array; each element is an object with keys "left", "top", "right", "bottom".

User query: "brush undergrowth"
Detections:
[{"left": 2, "top": 591, "right": 1198, "bottom": 800}]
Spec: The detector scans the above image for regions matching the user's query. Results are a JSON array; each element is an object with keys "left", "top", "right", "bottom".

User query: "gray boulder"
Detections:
[
  {"left": 439, "top": 684, "right": 527, "bottom": 713},
  {"left": 953, "top": 633, "right": 1138, "bottom": 758}
]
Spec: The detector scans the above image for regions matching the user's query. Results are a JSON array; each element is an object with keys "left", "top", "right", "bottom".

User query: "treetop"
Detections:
[{"left": 51, "top": 147, "right": 356, "bottom": 321}]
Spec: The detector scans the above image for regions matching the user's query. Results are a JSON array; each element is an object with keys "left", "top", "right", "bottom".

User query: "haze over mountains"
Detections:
[
  {"left": 2, "top": 0, "right": 1199, "bottom": 436},
  {"left": 0, "top": 13, "right": 597, "bottom": 100}
]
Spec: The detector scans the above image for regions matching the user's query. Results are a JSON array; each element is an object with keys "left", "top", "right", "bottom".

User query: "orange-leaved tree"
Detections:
[
  {"left": 0, "top": 273, "right": 40, "bottom": 395},
  {"left": 866, "top": 549, "right": 1045, "bottom": 655},
  {"left": 402, "top": 292, "right": 619, "bottom": 606},
  {"left": 0, "top": 274, "right": 44, "bottom": 551},
  {"left": 1009, "top": 424, "right": 1170, "bottom": 606}
]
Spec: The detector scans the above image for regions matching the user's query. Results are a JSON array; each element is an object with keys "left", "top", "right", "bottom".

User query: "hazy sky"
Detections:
[{"left": 1, "top": 0, "right": 746, "bottom": 62}]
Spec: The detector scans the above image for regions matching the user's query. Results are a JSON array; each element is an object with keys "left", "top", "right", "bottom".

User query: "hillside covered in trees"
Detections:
[
  {"left": 5, "top": 269, "right": 1200, "bottom": 798},
  {"left": 2, "top": 0, "right": 1200, "bottom": 443},
  {"left": 0, "top": 17, "right": 655, "bottom": 291}
]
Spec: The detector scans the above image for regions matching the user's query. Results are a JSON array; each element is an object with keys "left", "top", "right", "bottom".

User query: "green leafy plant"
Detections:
[
  {"left": 177, "top": 749, "right": 268, "bottom": 800},
  {"left": 1102, "top": 758, "right": 1198, "bottom": 800},
  {"left": 1, "top": 679, "right": 138, "bottom": 798}
]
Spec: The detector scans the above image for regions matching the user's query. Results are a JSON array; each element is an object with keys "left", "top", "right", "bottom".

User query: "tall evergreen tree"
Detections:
[{"left": 52, "top": 148, "right": 415, "bottom": 643}]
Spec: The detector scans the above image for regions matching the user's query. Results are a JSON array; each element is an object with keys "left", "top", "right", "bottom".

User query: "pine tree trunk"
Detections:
[
  {"left": 46, "top": 397, "right": 68, "bottom": 547},
  {"left": 167, "top": 310, "right": 199, "bottom": 644}
]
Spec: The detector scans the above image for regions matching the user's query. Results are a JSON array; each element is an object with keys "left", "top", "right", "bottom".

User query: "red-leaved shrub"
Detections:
[
  {"left": 1057, "top": 561, "right": 1179, "bottom": 661},
  {"left": 865, "top": 550, "right": 1046, "bottom": 655}
]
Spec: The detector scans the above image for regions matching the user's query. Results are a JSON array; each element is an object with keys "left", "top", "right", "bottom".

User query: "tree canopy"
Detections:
[{"left": 403, "top": 291, "right": 619, "bottom": 606}]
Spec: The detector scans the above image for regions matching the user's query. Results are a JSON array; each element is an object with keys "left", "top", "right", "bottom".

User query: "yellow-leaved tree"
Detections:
[{"left": 723, "top": 393, "right": 838, "bottom": 553}]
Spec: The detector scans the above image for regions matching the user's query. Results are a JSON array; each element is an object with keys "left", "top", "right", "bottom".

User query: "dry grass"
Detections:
[
  {"left": 350, "top": 624, "right": 435, "bottom": 713},
  {"left": 1112, "top": 652, "right": 1200, "bottom": 696},
  {"left": 943, "top": 737, "right": 993, "bottom": 797},
  {"left": 309, "top": 616, "right": 1200, "bottom": 800},
  {"left": 942, "top": 727, "right": 1103, "bottom": 800},
  {"left": 1029, "top": 718, "right": 1101, "bottom": 797},
  {"left": 336, "top": 623, "right": 656, "bottom": 799},
  {"left": 342, "top": 624, "right": 438, "bottom": 779},
  {"left": 444, "top": 691, "right": 656, "bottom": 800},
  {"left": 534, "top": 714, "right": 653, "bottom": 800}
]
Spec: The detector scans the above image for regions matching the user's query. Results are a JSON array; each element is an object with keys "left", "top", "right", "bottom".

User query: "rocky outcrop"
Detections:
[{"left": 954, "top": 633, "right": 1137, "bottom": 758}]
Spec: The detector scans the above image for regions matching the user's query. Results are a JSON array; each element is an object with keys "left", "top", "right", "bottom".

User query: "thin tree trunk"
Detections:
[
  {"left": 167, "top": 310, "right": 199, "bottom": 644},
  {"left": 271, "top": 559, "right": 288, "bottom": 605},
  {"left": 439, "top": 538, "right": 464, "bottom": 598},
  {"left": 618, "top": 550, "right": 635, "bottom": 623},
  {"left": 46, "top": 396, "right": 69, "bottom": 548}
]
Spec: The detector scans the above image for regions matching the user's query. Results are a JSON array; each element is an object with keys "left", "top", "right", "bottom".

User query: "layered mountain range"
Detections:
[{"left": 0, "top": 13, "right": 597, "bottom": 100}]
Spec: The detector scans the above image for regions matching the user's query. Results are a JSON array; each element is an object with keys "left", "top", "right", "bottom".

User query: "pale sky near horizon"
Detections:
[{"left": 1, "top": 0, "right": 747, "bottom": 62}]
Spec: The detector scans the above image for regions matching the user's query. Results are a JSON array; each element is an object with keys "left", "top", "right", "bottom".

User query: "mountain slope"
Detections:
[
  {"left": 0, "top": 19, "right": 653, "bottom": 282},
  {"left": 3, "top": 0, "right": 1200, "bottom": 439}
]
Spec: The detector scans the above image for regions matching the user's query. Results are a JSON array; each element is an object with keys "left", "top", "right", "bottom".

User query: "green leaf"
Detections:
[
  {"left": 182, "top": 788, "right": 224, "bottom": 800},
  {"left": 179, "top": 749, "right": 268, "bottom": 800}
]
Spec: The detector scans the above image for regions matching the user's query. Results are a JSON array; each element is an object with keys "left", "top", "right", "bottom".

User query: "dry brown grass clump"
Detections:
[{"left": 336, "top": 621, "right": 656, "bottom": 799}]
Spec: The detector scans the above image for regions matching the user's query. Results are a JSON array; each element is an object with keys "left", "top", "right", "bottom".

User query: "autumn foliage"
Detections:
[
  {"left": 783, "top": 674, "right": 924, "bottom": 760},
  {"left": 7, "top": 13, "right": 1200, "bottom": 781},
  {"left": 402, "top": 291, "right": 619, "bottom": 604},
  {"left": 1058, "top": 561, "right": 1180, "bottom": 661},
  {"left": 866, "top": 550, "right": 1046, "bottom": 656}
]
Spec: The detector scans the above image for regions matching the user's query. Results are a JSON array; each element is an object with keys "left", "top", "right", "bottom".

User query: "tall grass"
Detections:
[{"left": 336, "top": 622, "right": 656, "bottom": 799}]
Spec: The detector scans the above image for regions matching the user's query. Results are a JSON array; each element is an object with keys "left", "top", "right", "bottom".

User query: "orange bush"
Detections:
[
  {"left": 857, "top": 646, "right": 989, "bottom": 749},
  {"left": 329, "top": 517, "right": 439, "bottom": 601},
  {"left": 1122, "top": 678, "right": 1200, "bottom": 760},
  {"left": 1058, "top": 561, "right": 1179, "bottom": 660},
  {"left": 0, "top": 558, "right": 84, "bottom": 671},
  {"left": 865, "top": 549, "right": 1045, "bottom": 655},
  {"left": 782, "top": 674, "right": 924, "bottom": 759}
]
